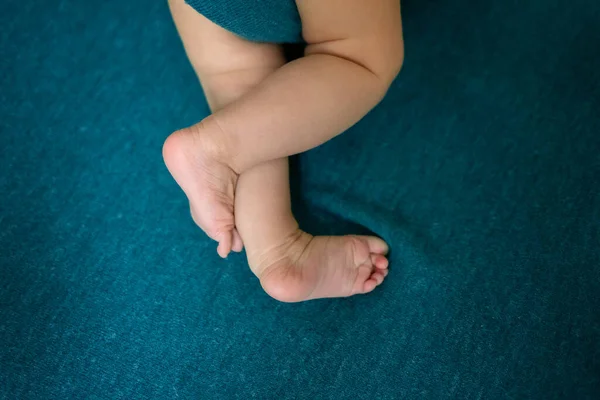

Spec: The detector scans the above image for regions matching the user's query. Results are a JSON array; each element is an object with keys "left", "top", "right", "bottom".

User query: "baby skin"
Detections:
[{"left": 164, "top": 0, "right": 404, "bottom": 301}]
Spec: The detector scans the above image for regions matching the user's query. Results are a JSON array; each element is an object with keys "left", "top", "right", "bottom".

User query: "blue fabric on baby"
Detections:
[{"left": 185, "top": 0, "right": 303, "bottom": 42}]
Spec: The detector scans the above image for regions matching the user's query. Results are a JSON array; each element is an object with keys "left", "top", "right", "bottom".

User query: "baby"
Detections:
[{"left": 164, "top": 0, "right": 404, "bottom": 302}]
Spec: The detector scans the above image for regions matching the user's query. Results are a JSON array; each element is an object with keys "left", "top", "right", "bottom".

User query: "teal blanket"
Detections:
[{"left": 1, "top": 0, "right": 599, "bottom": 398}]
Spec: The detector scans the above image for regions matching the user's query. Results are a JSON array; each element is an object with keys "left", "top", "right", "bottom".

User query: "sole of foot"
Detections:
[
  {"left": 252, "top": 230, "right": 389, "bottom": 302},
  {"left": 163, "top": 122, "right": 243, "bottom": 257}
]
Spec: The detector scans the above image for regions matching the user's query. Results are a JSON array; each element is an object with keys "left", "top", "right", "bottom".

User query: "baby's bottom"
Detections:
[{"left": 165, "top": 0, "right": 389, "bottom": 301}]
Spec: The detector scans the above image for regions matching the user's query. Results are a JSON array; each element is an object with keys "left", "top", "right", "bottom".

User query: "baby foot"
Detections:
[
  {"left": 163, "top": 119, "right": 243, "bottom": 257},
  {"left": 251, "top": 230, "right": 389, "bottom": 302}
]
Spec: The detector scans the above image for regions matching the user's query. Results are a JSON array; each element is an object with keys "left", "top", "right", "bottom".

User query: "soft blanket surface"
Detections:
[{"left": 1, "top": 0, "right": 599, "bottom": 398}]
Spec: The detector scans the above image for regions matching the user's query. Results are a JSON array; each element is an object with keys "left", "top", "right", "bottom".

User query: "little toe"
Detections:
[{"left": 231, "top": 229, "right": 244, "bottom": 253}]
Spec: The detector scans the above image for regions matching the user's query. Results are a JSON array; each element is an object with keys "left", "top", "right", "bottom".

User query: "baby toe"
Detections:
[
  {"left": 371, "top": 254, "right": 389, "bottom": 270},
  {"left": 362, "top": 236, "right": 389, "bottom": 255},
  {"left": 370, "top": 271, "right": 386, "bottom": 286}
]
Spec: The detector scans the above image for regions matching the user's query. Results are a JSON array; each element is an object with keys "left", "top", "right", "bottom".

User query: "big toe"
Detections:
[{"left": 357, "top": 235, "right": 389, "bottom": 255}]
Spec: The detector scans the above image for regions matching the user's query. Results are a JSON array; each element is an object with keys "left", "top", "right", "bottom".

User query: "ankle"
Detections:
[{"left": 248, "top": 227, "right": 312, "bottom": 278}]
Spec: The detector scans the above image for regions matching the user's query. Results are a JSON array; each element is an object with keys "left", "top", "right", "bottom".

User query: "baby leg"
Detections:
[
  {"left": 165, "top": 0, "right": 284, "bottom": 256},
  {"left": 236, "top": 158, "right": 390, "bottom": 303},
  {"left": 166, "top": 0, "right": 403, "bottom": 257},
  {"left": 165, "top": 0, "right": 390, "bottom": 300}
]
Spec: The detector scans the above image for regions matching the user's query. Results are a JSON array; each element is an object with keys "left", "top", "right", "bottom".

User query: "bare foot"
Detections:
[
  {"left": 163, "top": 120, "right": 243, "bottom": 257},
  {"left": 250, "top": 230, "right": 389, "bottom": 302}
]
